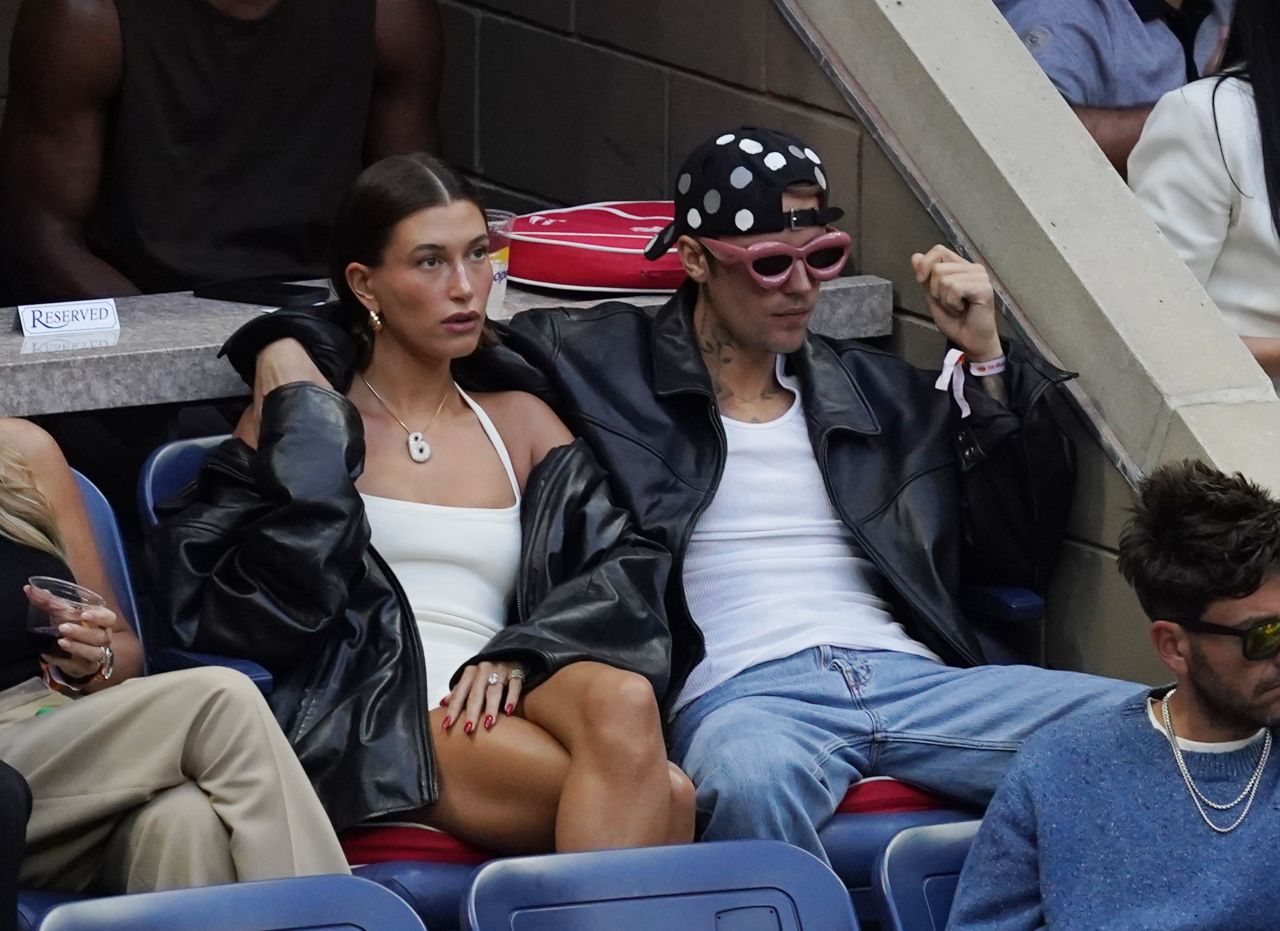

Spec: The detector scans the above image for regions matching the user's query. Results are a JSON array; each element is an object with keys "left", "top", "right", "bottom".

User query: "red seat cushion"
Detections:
[
  {"left": 341, "top": 823, "right": 493, "bottom": 867},
  {"left": 835, "top": 777, "right": 954, "bottom": 815}
]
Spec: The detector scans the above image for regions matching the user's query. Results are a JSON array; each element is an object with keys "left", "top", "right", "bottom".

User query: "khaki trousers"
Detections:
[{"left": 0, "top": 667, "right": 350, "bottom": 893}]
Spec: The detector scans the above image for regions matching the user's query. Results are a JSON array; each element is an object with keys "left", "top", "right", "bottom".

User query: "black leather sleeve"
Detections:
[
  {"left": 218, "top": 304, "right": 358, "bottom": 393},
  {"left": 147, "top": 384, "right": 371, "bottom": 667},
  {"left": 952, "top": 339, "right": 1078, "bottom": 592},
  {"left": 454, "top": 440, "right": 674, "bottom": 700}
]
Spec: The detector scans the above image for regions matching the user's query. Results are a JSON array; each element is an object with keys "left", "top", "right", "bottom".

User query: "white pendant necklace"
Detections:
[
  {"left": 360, "top": 375, "right": 452, "bottom": 464},
  {"left": 1160, "top": 689, "right": 1272, "bottom": 834}
]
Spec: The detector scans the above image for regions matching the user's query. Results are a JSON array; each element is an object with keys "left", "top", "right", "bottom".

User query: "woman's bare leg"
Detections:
[
  {"left": 419, "top": 705, "right": 568, "bottom": 853},
  {"left": 422, "top": 664, "right": 693, "bottom": 852},
  {"left": 665, "top": 762, "right": 696, "bottom": 844},
  {"left": 522, "top": 662, "right": 673, "bottom": 851}
]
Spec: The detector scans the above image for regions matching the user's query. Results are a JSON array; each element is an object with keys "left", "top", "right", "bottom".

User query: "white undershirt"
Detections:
[
  {"left": 1146, "top": 699, "right": 1266, "bottom": 753},
  {"left": 673, "top": 359, "right": 941, "bottom": 714}
]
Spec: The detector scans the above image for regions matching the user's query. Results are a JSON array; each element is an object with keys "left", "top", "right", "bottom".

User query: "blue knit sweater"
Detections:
[{"left": 948, "top": 690, "right": 1280, "bottom": 930}]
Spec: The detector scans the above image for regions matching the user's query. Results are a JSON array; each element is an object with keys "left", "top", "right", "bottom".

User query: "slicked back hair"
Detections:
[
  {"left": 1117, "top": 460, "right": 1280, "bottom": 622},
  {"left": 328, "top": 152, "right": 495, "bottom": 368}
]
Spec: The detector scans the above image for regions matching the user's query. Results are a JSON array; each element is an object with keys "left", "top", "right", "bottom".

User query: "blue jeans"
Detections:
[{"left": 669, "top": 647, "right": 1142, "bottom": 862}]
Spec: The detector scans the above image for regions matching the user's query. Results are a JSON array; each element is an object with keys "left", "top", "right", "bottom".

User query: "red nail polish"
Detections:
[
  {"left": 505, "top": 703, "right": 515, "bottom": 715},
  {"left": 440, "top": 695, "right": 450, "bottom": 707},
  {"left": 484, "top": 715, "right": 494, "bottom": 730},
  {"left": 464, "top": 721, "right": 474, "bottom": 734},
  {"left": 442, "top": 716, "right": 452, "bottom": 730}
]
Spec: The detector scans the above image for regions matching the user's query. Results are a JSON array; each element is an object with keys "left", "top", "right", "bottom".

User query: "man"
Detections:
[
  {"left": 995, "top": 0, "right": 1233, "bottom": 173},
  {"left": 950, "top": 460, "right": 1280, "bottom": 930},
  {"left": 478, "top": 126, "right": 1139, "bottom": 859},
  {"left": 0, "top": 0, "right": 443, "bottom": 301}
]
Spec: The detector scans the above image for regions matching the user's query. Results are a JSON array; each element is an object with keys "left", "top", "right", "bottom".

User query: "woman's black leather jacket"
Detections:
[{"left": 145, "top": 383, "right": 670, "bottom": 830}]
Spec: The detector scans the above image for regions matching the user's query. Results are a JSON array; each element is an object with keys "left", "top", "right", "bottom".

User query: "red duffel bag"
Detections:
[{"left": 508, "top": 201, "right": 687, "bottom": 293}]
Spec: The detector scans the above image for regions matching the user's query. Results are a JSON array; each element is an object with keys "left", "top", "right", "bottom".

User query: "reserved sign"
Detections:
[{"left": 16, "top": 298, "right": 119, "bottom": 336}]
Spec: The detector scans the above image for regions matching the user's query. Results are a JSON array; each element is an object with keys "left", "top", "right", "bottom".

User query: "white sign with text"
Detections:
[{"left": 16, "top": 298, "right": 120, "bottom": 336}]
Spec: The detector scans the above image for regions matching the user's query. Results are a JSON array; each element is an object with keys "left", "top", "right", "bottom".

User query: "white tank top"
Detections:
[
  {"left": 674, "top": 359, "right": 941, "bottom": 715},
  {"left": 361, "top": 387, "right": 522, "bottom": 700}
]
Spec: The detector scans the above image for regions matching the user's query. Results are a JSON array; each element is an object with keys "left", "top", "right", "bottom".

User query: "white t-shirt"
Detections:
[
  {"left": 673, "top": 361, "right": 941, "bottom": 714},
  {"left": 1146, "top": 698, "right": 1266, "bottom": 754}
]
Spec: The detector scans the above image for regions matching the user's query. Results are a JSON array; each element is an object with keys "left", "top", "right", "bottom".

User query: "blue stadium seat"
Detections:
[
  {"left": 462, "top": 840, "right": 859, "bottom": 931},
  {"left": 135, "top": 435, "right": 273, "bottom": 693},
  {"left": 136, "top": 433, "right": 228, "bottom": 531},
  {"left": 35, "top": 875, "right": 427, "bottom": 931},
  {"left": 16, "top": 889, "right": 75, "bottom": 931},
  {"left": 71, "top": 469, "right": 142, "bottom": 646},
  {"left": 353, "top": 862, "right": 478, "bottom": 931},
  {"left": 819, "top": 805, "right": 977, "bottom": 920},
  {"left": 873, "top": 820, "right": 981, "bottom": 931}
]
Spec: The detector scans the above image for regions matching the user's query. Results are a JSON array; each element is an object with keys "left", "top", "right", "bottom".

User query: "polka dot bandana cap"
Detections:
[{"left": 643, "top": 126, "right": 844, "bottom": 260}]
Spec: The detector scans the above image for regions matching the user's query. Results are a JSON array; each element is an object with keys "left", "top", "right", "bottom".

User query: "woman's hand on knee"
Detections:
[{"left": 441, "top": 660, "right": 526, "bottom": 735}]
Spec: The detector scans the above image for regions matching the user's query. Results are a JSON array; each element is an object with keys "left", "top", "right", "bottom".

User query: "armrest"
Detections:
[
  {"left": 961, "top": 585, "right": 1044, "bottom": 626},
  {"left": 152, "top": 648, "right": 275, "bottom": 695}
]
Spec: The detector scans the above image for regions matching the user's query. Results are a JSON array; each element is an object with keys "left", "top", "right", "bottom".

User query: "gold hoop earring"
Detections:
[{"left": 368, "top": 308, "right": 383, "bottom": 333}]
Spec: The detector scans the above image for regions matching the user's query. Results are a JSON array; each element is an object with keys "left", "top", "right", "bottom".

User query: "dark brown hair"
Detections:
[
  {"left": 1117, "top": 460, "right": 1280, "bottom": 621},
  {"left": 328, "top": 152, "right": 497, "bottom": 367}
]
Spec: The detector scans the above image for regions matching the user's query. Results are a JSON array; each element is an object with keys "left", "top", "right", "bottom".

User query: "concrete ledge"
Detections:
[{"left": 0, "top": 276, "right": 891, "bottom": 417}]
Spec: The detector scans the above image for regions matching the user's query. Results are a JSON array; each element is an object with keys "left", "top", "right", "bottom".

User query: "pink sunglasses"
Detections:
[{"left": 699, "top": 230, "right": 851, "bottom": 289}]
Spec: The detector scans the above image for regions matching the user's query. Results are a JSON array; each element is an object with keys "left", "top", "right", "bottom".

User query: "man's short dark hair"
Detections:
[{"left": 1117, "top": 460, "right": 1280, "bottom": 621}]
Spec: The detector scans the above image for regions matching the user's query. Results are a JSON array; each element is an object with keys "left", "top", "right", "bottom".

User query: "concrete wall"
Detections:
[{"left": 438, "top": 0, "right": 1169, "bottom": 682}]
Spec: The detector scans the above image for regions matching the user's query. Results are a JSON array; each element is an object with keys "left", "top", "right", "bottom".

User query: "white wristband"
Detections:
[{"left": 968, "top": 355, "right": 1006, "bottom": 377}]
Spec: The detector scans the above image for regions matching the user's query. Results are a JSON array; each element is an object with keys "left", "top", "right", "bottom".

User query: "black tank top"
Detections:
[
  {"left": 87, "top": 0, "right": 376, "bottom": 293},
  {"left": 0, "top": 536, "right": 74, "bottom": 692}
]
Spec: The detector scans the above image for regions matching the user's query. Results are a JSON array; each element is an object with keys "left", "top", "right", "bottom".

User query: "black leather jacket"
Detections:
[
  {"left": 481, "top": 285, "right": 1078, "bottom": 710},
  {"left": 145, "top": 383, "right": 670, "bottom": 830}
]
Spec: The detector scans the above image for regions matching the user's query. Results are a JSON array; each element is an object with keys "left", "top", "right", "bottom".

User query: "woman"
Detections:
[
  {"left": 1129, "top": 0, "right": 1280, "bottom": 388},
  {"left": 151, "top": 153, "right": 693, "bottom": 853},
  {"left": 0, "top": 417, "right": 348, "bottom": 895}
]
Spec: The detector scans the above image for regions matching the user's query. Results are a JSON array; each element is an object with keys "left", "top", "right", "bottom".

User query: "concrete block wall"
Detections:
[{"left": 438, "top": 0, "right": 866, "bottom": 261}]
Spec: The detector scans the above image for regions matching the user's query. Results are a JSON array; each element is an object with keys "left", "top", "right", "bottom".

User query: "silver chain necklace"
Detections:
[
  {"left": 360, "top": 375, "right": 453, "bottom": 464},
  {"left": 1159, "top": 689, "right": 1271, "bottom": 834}
]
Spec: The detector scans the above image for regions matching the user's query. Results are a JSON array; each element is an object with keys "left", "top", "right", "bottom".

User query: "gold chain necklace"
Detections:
[{"left": 360, "top": 375, "right": 452, "bottom": 464}]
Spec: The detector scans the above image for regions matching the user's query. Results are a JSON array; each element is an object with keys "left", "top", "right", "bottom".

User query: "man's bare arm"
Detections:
[
  {"left": 365, "top": 0, "right": 444, "bottom": 162},
  {"left": 1072, "top": 105, "right": 1153, "bottom": 177},
  {"left": 0, "top": 0, "right": 137, "bottom": 300}
]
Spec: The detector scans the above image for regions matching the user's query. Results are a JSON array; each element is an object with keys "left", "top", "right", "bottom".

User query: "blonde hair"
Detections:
[{"left": 0, "top": 441, "right": 64, "bottom": 559}]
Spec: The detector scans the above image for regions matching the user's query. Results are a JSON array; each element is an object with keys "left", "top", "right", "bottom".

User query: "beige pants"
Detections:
[{"left": 0, "top": 667, "right": 350, "bottom": 893}]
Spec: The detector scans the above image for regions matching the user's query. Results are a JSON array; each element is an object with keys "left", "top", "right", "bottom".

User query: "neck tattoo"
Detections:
[
  {"left": 695, "top": 314, "right": 784, "bottom": 410},
  {"left": 1159, "top": 689, "right": 1271, "bottom": 834},
  {"left": 360, "top": 375, "right": 453, "bottom": 464}
]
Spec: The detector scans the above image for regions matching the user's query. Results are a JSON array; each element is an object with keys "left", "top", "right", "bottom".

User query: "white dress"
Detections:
[
  {"left": 361, "top": 387, "right": 522, "bottom": 699},
  {"left": 1129, "top": 75, "right": 1280, "bottom": 391}
]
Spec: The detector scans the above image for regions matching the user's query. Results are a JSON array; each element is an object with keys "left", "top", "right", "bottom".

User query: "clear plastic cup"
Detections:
[
  {"left": 26, "top": 576, "right": 105, "bottom": 657},
  {"left": 485, "top": 209, "right": 516, "bottom": 318}
]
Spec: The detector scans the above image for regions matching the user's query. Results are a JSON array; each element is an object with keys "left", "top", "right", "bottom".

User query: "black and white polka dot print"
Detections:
[{"left": 643, "top": 125, "right": 844, "bottom": 259}]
